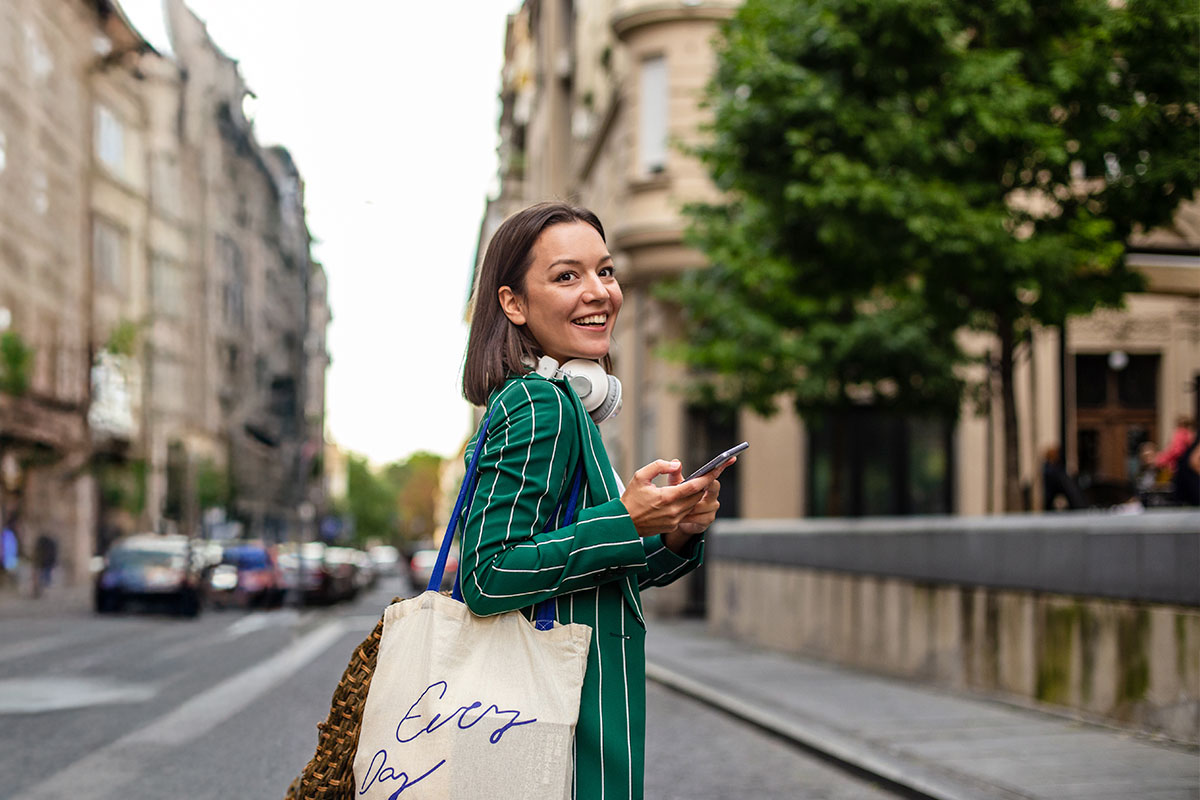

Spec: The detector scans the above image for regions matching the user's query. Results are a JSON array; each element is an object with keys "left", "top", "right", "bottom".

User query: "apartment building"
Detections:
[
  {"left": 166, "top": 0, "right": 320, "bottom": 541},
  {"left": 0, "top": 0, "right": 157, "bottom": 583},
  {"left": 480, "top": 0, "right": 1199, "bottom": 521},
  {"left": 0, "top": 0, "right": 329, "bottom": 587}
]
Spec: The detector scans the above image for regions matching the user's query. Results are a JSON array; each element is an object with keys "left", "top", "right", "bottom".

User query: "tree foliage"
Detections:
[
  {"left": 340, "top": 451, "right": 444, "bottom": 546},
  {"left": 668, "top": 0, "right": 1198, "bottom": 509},
  {"left": 0, "top": 332, "right": 33, "bottom": 396}
]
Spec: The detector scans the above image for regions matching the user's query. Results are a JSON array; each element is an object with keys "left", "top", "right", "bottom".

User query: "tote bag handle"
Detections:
[{"left": 427, "top": 404, "right": 584, "bottom": 630}]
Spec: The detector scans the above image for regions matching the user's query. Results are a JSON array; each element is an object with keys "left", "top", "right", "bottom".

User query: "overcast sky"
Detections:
[{"left": 120, "top": 0, "right": 521, "bottom": 466}]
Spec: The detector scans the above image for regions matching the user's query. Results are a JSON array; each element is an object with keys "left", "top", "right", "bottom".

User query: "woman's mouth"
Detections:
[{"left": 572, "top": 313, "right": 608, "bottom": 328}]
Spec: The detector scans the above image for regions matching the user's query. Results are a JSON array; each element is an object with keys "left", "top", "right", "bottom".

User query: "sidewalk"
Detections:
[
  {"left": 646, "top": 620, "right": 1199, "bottom": 800},
  {"left": 0, "top": 581, "right": 92, "bottom": 620}
]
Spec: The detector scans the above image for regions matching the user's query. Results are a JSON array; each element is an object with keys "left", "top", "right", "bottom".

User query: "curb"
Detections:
[{"left": 645, "top": 661, "right": 1034, "bottom": 800}]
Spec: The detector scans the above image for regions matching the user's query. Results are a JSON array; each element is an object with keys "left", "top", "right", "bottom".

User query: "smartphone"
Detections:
[{"left": 685, "top": 442, "right": 749, "bottom": 482}]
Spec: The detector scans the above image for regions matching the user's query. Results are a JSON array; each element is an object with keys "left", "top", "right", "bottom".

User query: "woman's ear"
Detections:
[{"left": 498, "top": 286, "right": 526, "bottom": 326}]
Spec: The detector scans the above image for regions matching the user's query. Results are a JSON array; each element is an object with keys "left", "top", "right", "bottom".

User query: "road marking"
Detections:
[
  {"left": 223, "top": 608, "right": 300, "bottom": 640},
  {"left": 14, "top": 619, "right": 346, "bottom": 800},
  {"left": 0, "top": 626, "right": 105, "bottom": 665},
  {"left": 0, "top": 677, "right": 157, "bottom": 713}
]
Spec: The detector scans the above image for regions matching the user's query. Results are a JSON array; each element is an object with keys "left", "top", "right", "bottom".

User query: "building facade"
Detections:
[
  {"left": 0, "top": 0, "right": 330, "bottom": 588},
  {"left": 479, "top": 0, "right": 1199, "bottom": 523}
]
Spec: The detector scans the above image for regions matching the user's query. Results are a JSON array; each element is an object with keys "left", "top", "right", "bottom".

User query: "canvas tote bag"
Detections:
[{"left": 353, "top": 407, "right": 592, "bottom": 800}]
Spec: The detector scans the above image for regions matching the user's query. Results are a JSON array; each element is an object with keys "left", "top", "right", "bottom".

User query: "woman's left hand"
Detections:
[{"left": 662, "top": 459, "right": 732, "bottom": 553}]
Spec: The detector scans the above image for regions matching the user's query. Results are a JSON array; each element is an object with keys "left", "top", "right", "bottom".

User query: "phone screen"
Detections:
[{"left": 686, "top": 442, "right": 749, "bottom": 482}]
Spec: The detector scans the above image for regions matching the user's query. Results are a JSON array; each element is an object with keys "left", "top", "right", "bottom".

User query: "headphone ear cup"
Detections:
[
  {"left": 588, "top": 374, "right": 622, "bottom": 424},
  {"left": 558, "top": 359, "right": 621, "bottom": 423}
]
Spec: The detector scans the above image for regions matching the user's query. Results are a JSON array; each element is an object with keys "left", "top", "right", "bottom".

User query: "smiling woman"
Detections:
[{"left": 451, "top": 202, "right": 734, "bottom": 800}]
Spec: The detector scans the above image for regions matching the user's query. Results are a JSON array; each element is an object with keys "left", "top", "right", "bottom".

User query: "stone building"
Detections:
[
  {"left": 0, "top": 0, "right": 329, "bottom": 589},
  {"left": 165, "top": 0, "right": 320, "bottom": 542},
  {"left": 0, "top": 0, "right": 158, "bottom": 584},
  {"left": 479, "top": 0, "right": 1199, "bottom": 522}
]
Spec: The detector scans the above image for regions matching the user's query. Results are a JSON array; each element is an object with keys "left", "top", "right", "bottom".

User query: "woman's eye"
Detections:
[
  {"left": 555, "top": 271, "right": 577, "bottom": 282},
  {"left": 600, "top": 265, "right": 616, "bottom": 278}
]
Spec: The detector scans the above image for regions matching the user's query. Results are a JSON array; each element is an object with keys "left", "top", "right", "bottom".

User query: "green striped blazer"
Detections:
[{"left": 459, "top": 372, "right": 704, "bottom": 800}]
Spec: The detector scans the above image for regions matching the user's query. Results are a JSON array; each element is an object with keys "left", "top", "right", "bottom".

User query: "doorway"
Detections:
[{"left": 1075, "top": 352, "right": 1158, "bottom": 502}]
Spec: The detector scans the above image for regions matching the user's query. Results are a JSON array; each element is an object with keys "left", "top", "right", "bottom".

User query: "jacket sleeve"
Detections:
[
  {"left": 636, "top": 534, "right": 705, "bottom": 589},
  {"left": 460, "top": 380, "right": 646, "bottom": 617}
]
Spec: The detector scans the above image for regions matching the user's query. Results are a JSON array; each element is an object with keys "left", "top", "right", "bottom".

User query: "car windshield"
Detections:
[{"left": 109, "top": 549, "right": 184, "bottom": 569}]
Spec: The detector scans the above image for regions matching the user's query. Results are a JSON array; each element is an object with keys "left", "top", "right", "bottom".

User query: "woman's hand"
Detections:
[
  {"left": 662, "top": 459, "right": 733, "bottom": 553},
  {"left": 621, "top": 459, "right": 718, "bottom": 538}
]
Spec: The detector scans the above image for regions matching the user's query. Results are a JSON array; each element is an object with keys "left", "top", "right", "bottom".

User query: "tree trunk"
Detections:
[{"left": 997, "top": 316, "right": 1023, "bottom": 512}]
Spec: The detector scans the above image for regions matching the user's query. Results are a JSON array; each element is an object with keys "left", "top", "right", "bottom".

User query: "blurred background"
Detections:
[{"left": 0, "top": 0, "right": 1197, "bottom": 797}]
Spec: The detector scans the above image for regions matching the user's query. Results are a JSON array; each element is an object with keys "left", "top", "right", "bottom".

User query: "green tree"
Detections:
[
  {"left": 389, "top": 451, "right": 443, "bottom": 543},
  {"left": 671, "top": 0, "right": 1198, "bottom": 511},
  {"left": 195, "top": 459, "right": 230, "bottom": 511},
  {"left": 343, "top": 455, "right": 398, "bottom": 545}
]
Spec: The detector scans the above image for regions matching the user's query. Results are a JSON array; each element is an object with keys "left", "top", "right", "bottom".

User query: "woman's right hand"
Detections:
[{"left": 620, "top": 460, "right": 717, "bottom": 537}]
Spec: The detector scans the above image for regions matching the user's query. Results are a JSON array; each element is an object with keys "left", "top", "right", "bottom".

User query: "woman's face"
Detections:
[{"left": 499, "top": 221, "right": 623, "bottom": 365}]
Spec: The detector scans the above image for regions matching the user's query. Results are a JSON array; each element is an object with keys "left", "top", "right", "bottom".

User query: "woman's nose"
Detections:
[{"left": 581, "top": 273, "right": 609, "bottom": 302}]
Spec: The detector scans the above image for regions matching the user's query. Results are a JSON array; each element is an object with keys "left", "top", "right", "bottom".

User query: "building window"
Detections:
[
  {"left": 32, "top": 169, "right": 48, "bottom": 215},
  {"left": 638, "top": 56, "right": 668, "bottom": 175},
  {"left": 95, "top": 104, "right": 125, "bottom": 176},
  {"left": 218, "top": 235, "right": 245, "bottom": 327},
  {"left": 808, "top": 410, "right": 953, "bottom": 517},
  {"left": 23, "top": 22, "right": 53, "bottom": 82},
  {"left": 150, "top": 153, "right": 180, "bottom": 215},
  {"left": 153, "top": 356, "right": 186, "bottom": 412},
  {"left": 93, "top": 217, "right": 127, "bottom": 292},
  {"left": 151, "top": 255, "right": 184, "bottom": 318}
]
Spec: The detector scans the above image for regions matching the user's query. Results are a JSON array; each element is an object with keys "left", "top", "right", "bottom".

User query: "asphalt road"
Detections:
[{"left": 0, "top": 576, "right": 902, "bottom": 799}]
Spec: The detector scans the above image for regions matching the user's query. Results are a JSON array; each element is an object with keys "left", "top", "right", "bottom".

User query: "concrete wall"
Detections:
[{"left": 705, "top": 511, "right": 1200, "bottom": 743}]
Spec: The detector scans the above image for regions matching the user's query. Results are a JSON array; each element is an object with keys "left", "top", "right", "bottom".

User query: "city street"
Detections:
[{"left": 0, "top": 578, "right": 899, "bottom": 800}]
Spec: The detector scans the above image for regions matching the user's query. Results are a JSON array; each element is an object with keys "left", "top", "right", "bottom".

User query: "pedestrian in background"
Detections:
[
  {"left": 33, "top": 533, "right": 56, "bottom": 597},
  {"left": 1172, "top": 430, "right": 1200, "bottom": 506},
  {"left": 458, "top": 202, "right": 729, "bottom": 799},
  {"left": 1155, "top": 416, "right": 1195, "bottom": 475},
  {"left": 1, "top": 513, "right": 18, "bottom": 583},
  {"left": 1041, "top": 445, "right": 1086, "bottom": 511}
]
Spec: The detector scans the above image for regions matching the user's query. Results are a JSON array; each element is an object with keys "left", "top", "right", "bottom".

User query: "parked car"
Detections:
[
  {"left": 368, "top": 545, "right": 402, "bottom": 578},
  {"left": 323, "top": 546, "right": 364, "bottom": 602},
  {"left": 410, "top": 547, "right": 456, "bottom": 592},
  {"left": 207, "top": 541, "right": 282, "bottom": 608},
  {"left": 277, "top": 543, "right": 323, "bottom": 603},
  {"left": 352, "top": 548, "right": 376, "bottom": 592},
  {"left": 278, "top": 542, "right": 358, "bottom": 605},
  {"left": 94, "top": 534, "right": 205, "bottom": 617}
]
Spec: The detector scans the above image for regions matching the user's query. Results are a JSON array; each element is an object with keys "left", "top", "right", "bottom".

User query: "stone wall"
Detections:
[{"left": 705, "top": 511, "right": 1200, "bottom": 743}]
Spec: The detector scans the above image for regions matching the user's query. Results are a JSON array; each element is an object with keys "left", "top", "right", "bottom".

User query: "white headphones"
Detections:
[{"left": 532, "top": 355, "right": 623, "bottom": 424}]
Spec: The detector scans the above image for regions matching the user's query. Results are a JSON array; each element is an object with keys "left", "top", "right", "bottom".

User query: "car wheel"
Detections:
[{"left": 177, "top": 591, "right": 201, "bottom": 618}]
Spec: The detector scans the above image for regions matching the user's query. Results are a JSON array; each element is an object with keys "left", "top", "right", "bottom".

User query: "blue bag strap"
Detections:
[
  {"left": 532, "top": 462, "right": 583, "bottom": 631},
  {"left": 433, "top": 400, "right": 585, "bottom": 633},
  {"left": 427, "top": 406, "right": 496, "bottom": 596}
]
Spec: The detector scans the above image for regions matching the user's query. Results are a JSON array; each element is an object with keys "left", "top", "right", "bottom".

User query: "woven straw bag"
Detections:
[{"left": 285, "top": 599, "right": 397, "bottom": 800}]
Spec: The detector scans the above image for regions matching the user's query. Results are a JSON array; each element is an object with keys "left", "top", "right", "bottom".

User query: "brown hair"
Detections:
[{"left": 462, "top": 202, "right": 607, "bottom": 406}]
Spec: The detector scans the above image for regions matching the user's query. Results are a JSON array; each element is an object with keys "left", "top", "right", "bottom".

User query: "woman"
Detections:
[{"left": 459, "top": 202, "right": 729, "bottom": 800}]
